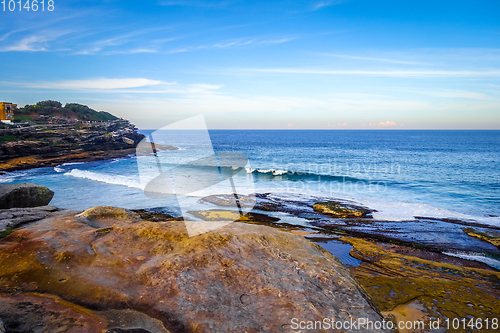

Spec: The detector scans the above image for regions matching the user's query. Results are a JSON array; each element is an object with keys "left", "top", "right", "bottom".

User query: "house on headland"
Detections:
[{"left": 0, "top": 102, "right": 16, "bottom": 123}]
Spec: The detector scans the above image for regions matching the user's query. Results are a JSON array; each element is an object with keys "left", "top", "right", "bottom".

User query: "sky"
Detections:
[{"left": 0, "top": 0, "right": 500, "bottom": 129}]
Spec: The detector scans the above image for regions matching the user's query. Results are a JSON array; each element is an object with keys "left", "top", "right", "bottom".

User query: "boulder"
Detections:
[
  {"left": 0, "top": 183, "right": 54, "bottom": 209},
  {"left": 0, "top": 206, "right": 389, "bottom": 332}
]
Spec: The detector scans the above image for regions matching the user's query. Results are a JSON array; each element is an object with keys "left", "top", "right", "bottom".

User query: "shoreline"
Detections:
[{"left": 2, "top": 204, "right": 499, "bottom": 331}]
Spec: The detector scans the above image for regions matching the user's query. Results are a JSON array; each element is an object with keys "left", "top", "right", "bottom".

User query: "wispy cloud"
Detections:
[
  {"left": 0, "top": 36, "right": 48, "bottom": 52},
  {"left": 20, "top": 78, "right": 170, "bottom": 90},
  {"left": 312, "top": 0, "right": 345, "bottom": 11},
  {"left": 105, "top": 48, "right": 159, "bottom": 55},
  {"left": 73, "top": 27, "right": 174, "bottom": 55},
  {"left": 324, "top": 53, "right": 425, "bottom": 65},
  {"left": 158, "top": 1, "right": 232, "bottom": 7},
  {"left": 413, "top": 89, "right": 491, "bottom": 100},
  {"left": 238, "top": 68, "right": 500, "bottom": 77}
]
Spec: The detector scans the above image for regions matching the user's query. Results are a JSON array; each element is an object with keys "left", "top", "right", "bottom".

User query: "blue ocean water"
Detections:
[{"left": 1, "top": 130, "right": 500, "bottom": 226}]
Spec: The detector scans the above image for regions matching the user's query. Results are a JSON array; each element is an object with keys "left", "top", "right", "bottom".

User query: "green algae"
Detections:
[{"left": 342, "top": 237, "right": 500, "bottom": 332}]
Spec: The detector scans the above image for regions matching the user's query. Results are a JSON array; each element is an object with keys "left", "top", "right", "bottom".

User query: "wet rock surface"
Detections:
[
  {"left": 343, "top": 237, "right": 500, "bottom": 332},
  {"left": 0, "top": 183, "right": 54, "bottom": 209},
  {"left": 0, "top": 206, "right": 389, "bottom": 332},
  {"left": 313, "top": 201, "right": 373, "bottom": 218},
  {"left": 188, "top": 209, "right": 280, "bottom": 223}
]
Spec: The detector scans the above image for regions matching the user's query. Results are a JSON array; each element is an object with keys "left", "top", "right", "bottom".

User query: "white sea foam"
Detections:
[
  {"left": 54, "top": 166, "right": 64, "bottom": 173},
  {"left": 252, "top": 185, "right": 500, "bottom": 227},
  {"left": 64, "top": 169, "right": 144, "bottom": 190},
  {"left": 443, "top": 251, "right": 500, "bottom": 270},
  {"left": 61, "top": 162, "right": 85, "bottom": 166},
  {"left": 245, "top": 168, "right": 288, "bottom": 176},
  {"left": 0, "top": 171, "right": 28, "bottom": 183}
]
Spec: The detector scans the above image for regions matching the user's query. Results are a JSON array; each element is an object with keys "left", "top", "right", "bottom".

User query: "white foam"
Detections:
[
  {"left": 0, "top": 171, "right": 28, "bottom": 183},
  {"left": 251, "top": 184, "right": 500, "bottom": 227},
  {"left": 443, "top": 251, "right": 500, "bottom": 270},
  {"left": 61, "top": 162, "right": 85, "bottom": 166},
  {"left": 64, "top": 169, "right": 144, "bottom": 190},
  {"left": 245, "top": 168, "right": 288, "bottom": 176},
  {"left": 54, "top": 166, "right": 64, "bottom": 173}
]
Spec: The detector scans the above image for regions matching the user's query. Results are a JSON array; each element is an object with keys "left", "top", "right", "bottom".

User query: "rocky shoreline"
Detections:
[
  {"left": 0, "top": 203, "right": 390, "bottom": 332},
  {"left": 1, "top": 184, "right": 500, "bottom": 332},
  {"left": 0, "top": 115, "right": 144, "bottom": 172}
]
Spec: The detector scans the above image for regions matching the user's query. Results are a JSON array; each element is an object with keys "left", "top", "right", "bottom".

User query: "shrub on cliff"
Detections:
[{"left": 15, "top": 101, "right": 118, "bottom": 122}]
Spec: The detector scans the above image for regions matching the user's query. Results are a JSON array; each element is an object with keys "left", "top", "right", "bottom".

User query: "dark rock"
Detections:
[
  {"left": 0, "top": 317, "right": 4, "bottom": 333},
  {"left": 0, "top": 183, "right": 54, "bottom": 209},
  {"left": 107, "top": 329, "right": 152, "bottom": 333},
  {"left": 0, "top": 206, "right": 389, "bottom": 332},
  {"left": 0, "top": 206, "right": 73, "bottom": 237}
]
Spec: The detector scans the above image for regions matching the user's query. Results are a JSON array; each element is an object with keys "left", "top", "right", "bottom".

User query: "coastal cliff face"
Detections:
[
  {"left": 0, "top": 206, "right": 390, "bottom": 333},
  {"left": 0, "top": 116, "right": 144, "bottom": 171}
]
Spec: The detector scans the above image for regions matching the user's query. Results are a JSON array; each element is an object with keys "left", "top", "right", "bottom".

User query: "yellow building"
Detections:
[{"left": 0, "top": 102, "right": 16, "bottom": 123}]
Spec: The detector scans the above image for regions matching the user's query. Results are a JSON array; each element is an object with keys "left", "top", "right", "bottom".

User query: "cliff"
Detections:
[{"left": 0, "top": 111, "right": 144, "bottom": 172}]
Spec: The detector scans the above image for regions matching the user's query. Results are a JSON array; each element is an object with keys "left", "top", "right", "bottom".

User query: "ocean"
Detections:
[
  {"left": 2, "top": 129, "right": 500, "bottom": 268},
  {"left": 2, "top": 129, "right": 499, "bottom": 224}
]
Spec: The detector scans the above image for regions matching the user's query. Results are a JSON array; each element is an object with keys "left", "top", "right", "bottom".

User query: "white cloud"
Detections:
[
  {"left": 24, "top": 78, "right": 169, "bottom": 90},
  {"left": 312, "top": 0, "right": 345, "bottom": 11},
  {"left": 376, "top": 121, "right": 397, "bottom": 127},
  {"left": 240, "top": 68, "right": 500, "bottom": 77},
  {"left": 0, "top": 35, "right": 48, "bottom": 52},
  {"left": 413, "top": 90, "right": 490, "bottom": 100},
  {"left": 324, "top": 53, "right": 425, "bottom": 65}
]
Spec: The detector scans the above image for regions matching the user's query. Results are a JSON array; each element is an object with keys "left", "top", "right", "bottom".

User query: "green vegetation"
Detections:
[
  {"left": 15, "top": 100, "right": 119, "bottom": 122},
  {"left": 0, "top": 133, "right": 19, "bottom": 144},
  {"left": 0, "top": 228, "right": 16, "bottom": 239}
]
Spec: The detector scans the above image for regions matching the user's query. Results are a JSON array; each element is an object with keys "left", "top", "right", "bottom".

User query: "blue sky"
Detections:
[{"left": 1, "top": 0, "right": 499, "bottom": 129}]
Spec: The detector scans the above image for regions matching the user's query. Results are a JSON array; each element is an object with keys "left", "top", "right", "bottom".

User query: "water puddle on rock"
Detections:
[{"left": 307, "top": 237, "right": 362, "bottom": 267}]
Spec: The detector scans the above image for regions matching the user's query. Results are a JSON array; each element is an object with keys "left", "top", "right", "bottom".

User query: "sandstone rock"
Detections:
[
  {"left": 462, "top": 227, "right": 500, "bottom": 248},
  {"left": 122, "top": 136, "right": 135, "bottom": 145},
  {"left": 0, "top": 293, "right": 169, "bottom": 333},
  {"left": 0, "top": 206, "right": 389, "bottom": 332},
  {"left": 188, "top": 209, "right": 280, "bottom": 223},
  {"left": 313, "top": 201, "right": 372, "bottom": 218},
  {"left": 0, "top": 183, "right": 54, "bottom": 209},
  {"left": 0, "top": 206, "right": 67, "bottom": 235},
  {"left": 76, "top": 206, "right": 141, "bottom": 228}
]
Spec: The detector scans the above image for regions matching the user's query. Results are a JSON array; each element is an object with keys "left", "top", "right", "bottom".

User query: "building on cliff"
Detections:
[{"left": 0, "top": 102, "right": 16, "bottom": 123}]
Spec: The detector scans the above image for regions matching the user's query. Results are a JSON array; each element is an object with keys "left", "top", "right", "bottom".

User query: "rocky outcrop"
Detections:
[
  {"left": 462, "top": 227, "right": 500, "bottom": 248},
  {"left": 0, "top": 206, "right": 389, "bottom": 332},
  {"left": 0, "top": 183, "right": 54, "bottom": 209},
  {"left": 313, "top": 201, "right": 373, "bottom": 218},
  {"left": 0, "top": 117, "right": 144, "bottom": 171},
  {"left": 0, "top": 206, "right": 60, "bottom": 235}
]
